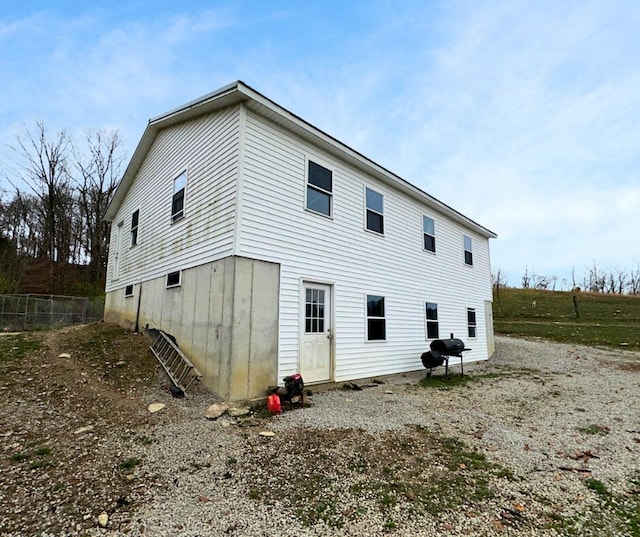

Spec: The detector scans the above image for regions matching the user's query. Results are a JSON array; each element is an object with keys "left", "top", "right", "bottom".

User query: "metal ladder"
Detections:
[{"left": 150, "top": 331, "right": 202, "bottom": 393}]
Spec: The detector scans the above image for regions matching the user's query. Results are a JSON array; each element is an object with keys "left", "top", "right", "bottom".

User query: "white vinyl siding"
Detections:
[
  {"left": 238, "top": 109, "right": 493, "bottom": 381},
  {"left": 105, "top": 105, "right": 241, "bottom": 291}
]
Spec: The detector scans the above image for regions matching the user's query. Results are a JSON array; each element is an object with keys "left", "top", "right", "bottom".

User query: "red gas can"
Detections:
[{"left": 266, "top": 393, "right": 281, "bottom": 414}]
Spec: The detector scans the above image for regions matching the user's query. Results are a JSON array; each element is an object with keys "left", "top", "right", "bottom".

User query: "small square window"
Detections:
[
  {"left": 463, "top": 235, "right": 473, "bottom": 266},
  {"left": 423, "top": 216, "right": 435, "bottom": 253},
  {"left": 425, "top": 302, "right": 439, "bottom": 339},
  {"left": 467, "top": 308, "right": 477, "bottom": 338},
  {"left": 366, "top": 294, "right": 386, "bottom": 341},
  {"left": 365, "top": 187, "right": 384, "bottom": 234},
  {"left": 130, "top": 209, "right": 139, "bottom": 247},
  {"left": 171, "top": 172, "right": 187, "bottom": 222},
  {"left": 306, "top": 161, "right": 333, "bottom": 217},
  {"left": 166, "top": 271, "right": 181, "bottom": 288},
  {"left": 125, "top": 284, "right": 134, "bottom": 297}
]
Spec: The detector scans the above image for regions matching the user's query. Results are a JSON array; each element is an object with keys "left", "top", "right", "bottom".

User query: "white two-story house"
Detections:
[{"left": 104, "top": 81, "right": 497, "bottom": 402}]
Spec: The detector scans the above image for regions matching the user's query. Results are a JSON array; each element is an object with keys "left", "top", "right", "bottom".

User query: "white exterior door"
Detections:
[{"left": 300, "top": 282, "right": 332, "bottom": 383}]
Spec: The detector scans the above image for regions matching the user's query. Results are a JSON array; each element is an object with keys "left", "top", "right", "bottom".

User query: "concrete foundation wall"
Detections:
[{"left": 104, "top": 256, "right": 280, "bottom": 401}]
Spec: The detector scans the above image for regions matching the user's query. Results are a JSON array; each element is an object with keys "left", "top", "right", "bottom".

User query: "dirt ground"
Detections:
[
  {"left": 1, "top": 324, "right": 639, "bottom": 536},
  {"left": 0, "top": 324, "right": 160, "bottom": 535}
]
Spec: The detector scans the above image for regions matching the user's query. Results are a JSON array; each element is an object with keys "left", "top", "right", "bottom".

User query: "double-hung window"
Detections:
[
  {"left": 365, "top": 187, "right": 384, "bottom": 234},
  {"left": 306, "top": 160, "right": 333, "bottom": 217},
  {"left": 171, "top": 172, "right": 187, "bottom": 222},
  {"left": 467, "top": 308, "right": 477, "bottom": 338},
  {"left": 366, "top": 294, "right": 386, "bottom": 341},
  {"left": 463, "top": 235, "right": 473, "bottom": 266},
  {"left": 130, "top": 209, "right": 139, "bottom": 247},
  {"left": 425, "top": 302, "right": 439, "bottom": 339},
  {"left": 423, "top": 216, "right": 435, "bottom": 252}
]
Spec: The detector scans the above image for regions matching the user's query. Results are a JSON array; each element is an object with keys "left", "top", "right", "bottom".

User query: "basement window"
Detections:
[
  {"left": 463, "top": 235, "right": 473, "bottom": 266},
  {"left": 171, "top": 171, "right": 187, "bottom": 222},
  {"left": 366, "top": 294, "right": 386, "bottom": 341},
  {"left": 423, "top": 216, "right": 435, "bottom": 253},
  {"left": 365, "top": 187, "right": 384, "bottom": 234},
  {"left": 467, "top": 308, "right": 477, "bottom": 338},
  {"left": 125, "top": 284, "right": 134, "bottom": 297},
  {"left": 166, "top": 271, "right": 181, "bottom": 288},
  {"left": 130, "top": 209, "right": 139, "bottom": 247},
  {"left": 306, "top": 160, "right": 333, "bottom": 217},
  {"left": 425, "top": 302, "right": 439, "bottom": 339}
]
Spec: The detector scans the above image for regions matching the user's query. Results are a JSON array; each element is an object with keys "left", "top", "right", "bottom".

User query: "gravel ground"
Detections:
[
  {"left": 113, "top": 336, "right": 639, "bottom": 537},
  {"left": 3, "top": 332, "right": 639, "bottom": 536}
]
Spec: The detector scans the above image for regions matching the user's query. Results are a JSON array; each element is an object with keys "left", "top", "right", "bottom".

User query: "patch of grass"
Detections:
[
  {"left": 576, "top": 424, "right": 610, "bottom": 435},
  {"left": 419, "top": 371, "right": 515, "bottom": 390},
  {"left": 545, "top": 474, "right": 640, "bottom": 536},
  {"left": 0, "top": 333, "right": 43, "bottom": 366},
  {"left": 493, "top": 287, "right": 640, "bottom": 349},
  {"left": 29, "top": 460, "right": 52, "bottom": 470},
  {"left": 134, "top": 435, "right": 155, "bottom": 446},
  {"left": 118, "top": 457, "right": 142, "bottom": 470},
  {"left": 585, "top": 478, "right": 608, "bottom": 495},
  {"left": 35, "top": 447, "right": 52, "bottom": 457},
  {"left": 10, "top": 452, "right": 30, "bottom": 463}
]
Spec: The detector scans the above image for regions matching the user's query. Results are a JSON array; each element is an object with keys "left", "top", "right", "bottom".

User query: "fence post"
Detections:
[{"left": 23, "top": 295, "right": 29, "bottom": 331}]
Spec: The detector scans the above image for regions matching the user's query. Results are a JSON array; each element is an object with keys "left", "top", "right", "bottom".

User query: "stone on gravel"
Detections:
[
  {"left": 259, "top": 431, "right": 276, "bottom": 437},
  {"left": 148, "top": 403, "right": 165, "bottom": 413},
  {"left": 228, "top": 406, "right": 250, "bottom": 417},
  {"left": 74, "top": 425, "right": 94, "bottom": 435},
  {"left": 58, "top": 353, "right": 71, "bottom": 359},
  {"left": 203, "top": 403, "right": 228, "bottom": 420},
  {"left": 97, "top": 512, "right": 108, "bottom": 527}
]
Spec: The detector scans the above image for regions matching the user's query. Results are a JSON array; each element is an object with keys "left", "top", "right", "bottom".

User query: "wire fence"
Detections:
[{"left": 0, "top": 294, "right": 104, "bottom": 332}]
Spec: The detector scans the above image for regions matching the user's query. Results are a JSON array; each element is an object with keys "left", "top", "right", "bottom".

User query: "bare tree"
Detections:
[
  {"left": 522, "top": 266, "right": 531, "bottom": 289},
  {"left": 587, "top": 260, "right": 606, "bottom": 293},
  {"left": 9, "top": 121, "right": 72, "bottom": 263},
  {"left": 628, "top": 262, "right": 640, "bottom": 295},
  {"left": 74, "top": 129, "right": 124, "bottom": 285}
]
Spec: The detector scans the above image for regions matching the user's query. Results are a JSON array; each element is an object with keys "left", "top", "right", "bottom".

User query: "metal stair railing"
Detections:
[{"left": 150, "top": 331, "right": 202, "bottom": 393}]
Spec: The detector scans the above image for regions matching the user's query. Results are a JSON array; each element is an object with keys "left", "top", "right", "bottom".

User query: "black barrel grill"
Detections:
[{"left": 421, "top": 337, "right": 471, "bottom": 377}]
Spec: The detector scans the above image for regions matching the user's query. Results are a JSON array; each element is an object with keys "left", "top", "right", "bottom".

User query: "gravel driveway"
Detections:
[{"left": 106, "top": 336, "right": 640, "bottom": 537}]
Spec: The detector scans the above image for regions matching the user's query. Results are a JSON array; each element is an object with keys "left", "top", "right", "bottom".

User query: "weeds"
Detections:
[
  {"left": 577, "top": 424, "right": 610, "bottom": 435},
  {"left": 119, "top": 457, "right": 142, "bottom": 470}
]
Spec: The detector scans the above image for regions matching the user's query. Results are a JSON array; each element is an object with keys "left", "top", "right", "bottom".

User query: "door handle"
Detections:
[{"left": 326, "top": 329, "right": 333, "bottom": 340}]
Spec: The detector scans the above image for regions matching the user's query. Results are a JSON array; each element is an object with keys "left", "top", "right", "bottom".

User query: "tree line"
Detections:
[
  {"left": 493, "top": 261, "right": 640, "bottom": 295},
  {"left": 0, "top": 122, "right": 124, "bottom": 295}
]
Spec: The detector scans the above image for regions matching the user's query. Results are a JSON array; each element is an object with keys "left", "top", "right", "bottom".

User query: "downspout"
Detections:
[{"left": 134, "top": 282, "right": 142, "bottom": 333}]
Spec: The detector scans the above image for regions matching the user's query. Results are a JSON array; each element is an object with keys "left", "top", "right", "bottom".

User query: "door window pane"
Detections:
[{"left": 305, "top": 287, "right": 326, "bottom": 333}]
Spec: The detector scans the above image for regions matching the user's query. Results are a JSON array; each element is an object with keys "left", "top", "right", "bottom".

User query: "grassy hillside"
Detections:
[{"left": 493, "top": 287, "right": 640, "bottom": 349}]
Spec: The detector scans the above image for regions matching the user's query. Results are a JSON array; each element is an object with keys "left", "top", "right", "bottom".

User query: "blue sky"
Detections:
[{"left": 1, "top": 0, "right": 639, "bottom": 288}]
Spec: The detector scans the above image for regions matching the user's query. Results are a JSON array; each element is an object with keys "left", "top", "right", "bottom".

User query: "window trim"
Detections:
[
  {"left": 422, "top": 215, "right": 436, "bottom": 253},
  {"left": 467, "top": 307, "right": 477, "bottom": 338},
  {"left": 366, "top": 293, "right": 386, "bottom": 342},
  {"left": 130, "top": 209, "right": 140, "bottom": 247},
  {"left": 463, "top": 234, "right": 473, "bottom": 266},
  {"left": 305, "top": 159, "right": 333, "bottom": 218},
  {"left": 364, "top": 186, "right": 384, "bottom": 235},
  {"left": 171, "top": 171, "right": 187, "bottom": 223},
  {"left": 166, "top": 270, "right": 182, "bottom": 288},
  {"left": 425, "top": 302, "right": 439, "bottom": 340},
  {"left": 124, "top": 284, "right": 134, "bottom": 297}
]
